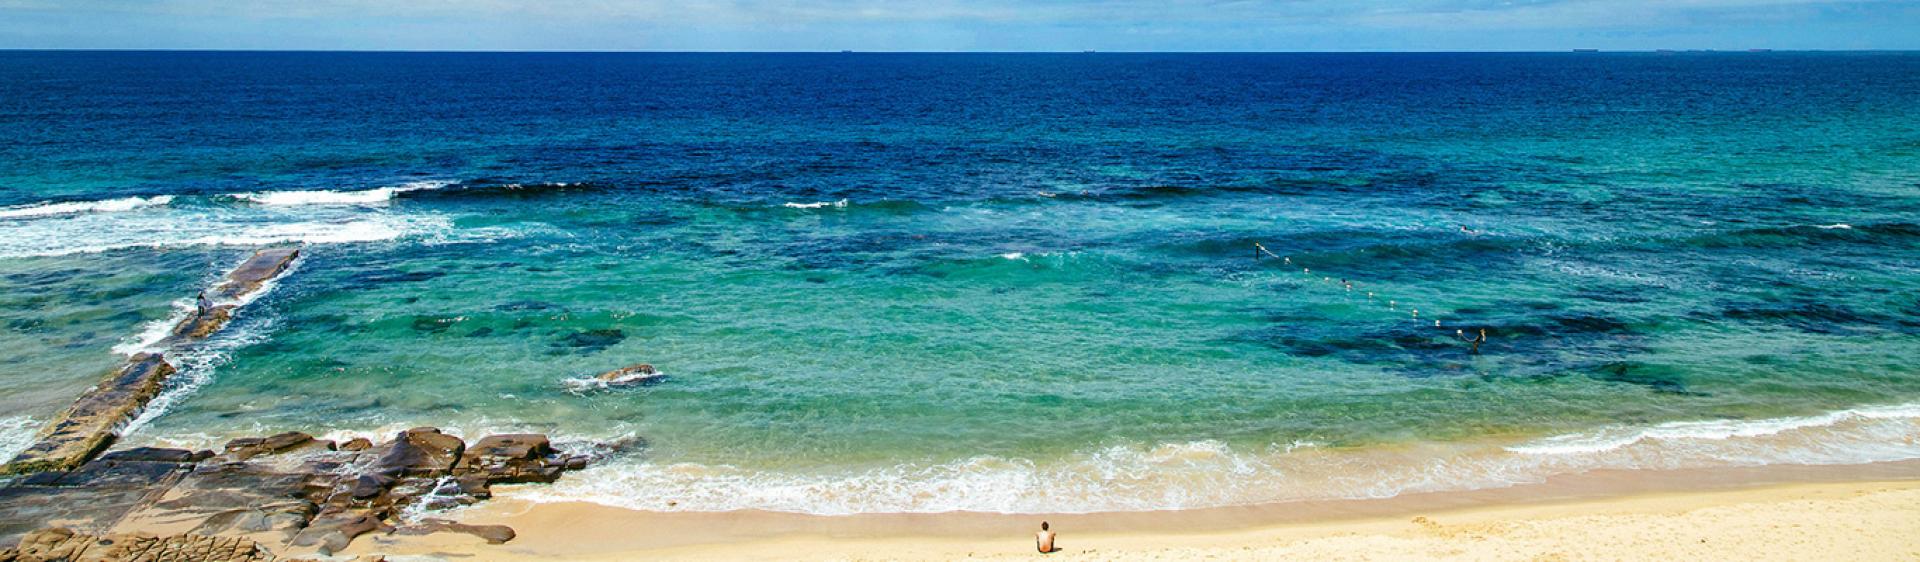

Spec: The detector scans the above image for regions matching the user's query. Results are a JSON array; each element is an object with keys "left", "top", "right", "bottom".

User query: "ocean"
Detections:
[{"left": 1, "top": 51, "right": 1917, "bottom": 514}]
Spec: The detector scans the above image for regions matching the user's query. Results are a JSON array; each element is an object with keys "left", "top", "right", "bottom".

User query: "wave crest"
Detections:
[
  {"left": 0, "top": 195, "right": 174, "bottom": 219},
  {"left": 232, "top": 181, "right": 451, "bottom": 206}
]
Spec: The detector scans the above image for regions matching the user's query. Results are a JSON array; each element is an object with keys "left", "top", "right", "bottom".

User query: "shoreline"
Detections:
[{"left": 341, "top": 459, "right": 1920, "bottom": 560}]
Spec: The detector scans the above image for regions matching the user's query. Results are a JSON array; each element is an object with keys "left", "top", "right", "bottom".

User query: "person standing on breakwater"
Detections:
[
  {"left": 1036, "top": 521, "right": 1057, "bottom": 553},
  {"left": 195, "top": 291, "right": 213, "bottom": 314}
]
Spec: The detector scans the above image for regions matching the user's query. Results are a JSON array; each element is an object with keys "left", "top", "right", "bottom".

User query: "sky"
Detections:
[{"left": 1, "top": 0, "right": 1917, "bottom": 52}]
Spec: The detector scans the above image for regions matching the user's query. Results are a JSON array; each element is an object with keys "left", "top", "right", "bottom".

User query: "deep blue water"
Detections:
[{"left": 1, "top": 52, "right": 1918, "bottom": 513}]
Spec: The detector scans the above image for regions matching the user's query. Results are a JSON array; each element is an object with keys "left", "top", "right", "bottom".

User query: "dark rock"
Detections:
[
  {"left": 1, "top": 426, "right": 593, "bottom": 555},
  {"left": 339, "top": 437, "right": 373, "bottom": 451},
  {"left": 222, "top": 431, "right": 320, "bottom": 460},
  {"left": 400, "top": 518, "right": 516, "bottom": 544},
  {"left": 465, "top": 435, "right": 551, "bottom": 461},
  {"left": 368, "top": 428, "right": 465, "bottom": 478},
  {"left": 454, "top": 434, "right": 574, "bottom": 485},
  {"left": 292, "top": 510, "right": 386, "bottom": 555},
  {"left": 98, "top": 447, "right": 211, "bottom": 464},
  {"left": 349, "top": 474, "right": 396, "bottom": 500}
]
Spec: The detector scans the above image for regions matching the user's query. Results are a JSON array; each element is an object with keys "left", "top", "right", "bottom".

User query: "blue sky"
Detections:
[{"left": 1, "top": 0, "right": 1916, "bottom": 51}]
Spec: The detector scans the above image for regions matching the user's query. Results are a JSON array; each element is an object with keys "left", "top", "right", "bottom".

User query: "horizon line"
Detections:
[{"left": 3, "top": 48, "right": 1910, "bottom": 54}]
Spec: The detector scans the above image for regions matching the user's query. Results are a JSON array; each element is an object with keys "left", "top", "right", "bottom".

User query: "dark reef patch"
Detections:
[
  {"left": 1588, "top": 361, "right": 1701, "bottom": 395},
  {"left": 554, "top": 329, "right": 627, "bottom": 353},
  {"left": 347, "top": 269, "right": 446, "bottom": 285}
]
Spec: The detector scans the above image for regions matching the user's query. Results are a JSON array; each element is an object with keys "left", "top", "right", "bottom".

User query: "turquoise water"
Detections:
[{"left": 2, "top": 52, "right": 1918, "bottom": 513}]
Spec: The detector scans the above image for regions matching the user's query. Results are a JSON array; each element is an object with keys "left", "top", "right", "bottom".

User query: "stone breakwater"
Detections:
[
  {"left": 0, "top": 428, "right": 592, "bottom": 560},
  {"left": 2, "top": 247, "right": 299, "bottom": 475}
]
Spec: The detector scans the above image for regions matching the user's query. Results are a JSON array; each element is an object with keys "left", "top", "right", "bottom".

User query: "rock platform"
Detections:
[
  {"left": 2, "top": 247, "right": 301, "bottom": 475},
  {"left": 0, "top": 428, "right": 589, "bottom": 560}
]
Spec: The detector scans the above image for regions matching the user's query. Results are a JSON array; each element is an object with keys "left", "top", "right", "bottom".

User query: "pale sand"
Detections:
[{"left": 342, "top": 463, "right": 1920, "bottom": 561}]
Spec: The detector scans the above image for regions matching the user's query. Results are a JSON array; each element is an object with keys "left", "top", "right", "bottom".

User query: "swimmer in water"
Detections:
[{"left": 1458, "top": 328, "right": 1488, "bottom": 354}]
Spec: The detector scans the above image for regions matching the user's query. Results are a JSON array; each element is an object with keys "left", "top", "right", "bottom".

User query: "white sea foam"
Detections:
[
  {"left": 0, "top": 211, "right": 454, "bottom": 259},
  {"left": 1507, "top": 402, "right": 1920, "bottom": 456},
  {"left": 506, "top": 403, "right": 1920, "bottom": 515},
  {"left": 0, "top": 195, "right": 174, "bottom": 219},
  {"left": 232, "top": 181, "right": 451, "bottom": 206},
  {"left": 0, "top": 415, "right": 39, "bottom": 462},
  {"left": 998, "top": 252, "right": 1026, "bottom": 261},
  {"left": 120, "top": 316, "right": 280, "bottom": 436},
  {"left": 1816, "top": 223, "right": 1853, "bottom": 230},
  {"left": 783, "top": 199, "right": 849, "bottom": 209},
  {"left": 112, "top": 299, "right": 195, "bottom": 356}
]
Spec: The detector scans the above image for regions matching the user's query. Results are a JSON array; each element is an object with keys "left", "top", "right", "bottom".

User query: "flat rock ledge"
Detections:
[
  {"left": 0, "top": 355, "right": 174, "bottom": 475},
  {"left": 2, "top": 247, "right": 304, "bottom": 476},
  {"left": 0, "top": 428, "right": 590, "bottom": 560}
]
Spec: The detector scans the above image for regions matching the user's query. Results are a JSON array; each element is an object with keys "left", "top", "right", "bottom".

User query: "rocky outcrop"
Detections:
[
  {"left": 209, "top": 247, "right": 300, "bottom": 302},
  {"left": 0, "top": 354, "right": 176, "bottom": 475},
  {"left": 157, "top": 247, "right": 299, "bottom": 349},
  {"left": 168, "top": 306, "right": 235, "bottom": 341},
  {"left": 3, "top": 247, "right": 305, "bottom": 476},
  {"left": 594, "top": 363, "right": 662, "bottom": 386},
  {"left": 0, "top": 428, "right": 592, "bottom": 559}
]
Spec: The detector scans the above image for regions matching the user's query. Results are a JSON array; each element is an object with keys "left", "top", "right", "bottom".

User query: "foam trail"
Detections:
[
  {"left": 783, "top": 199, "right": 849, "bottom": 209},
  {"left": 233, "top": 181, "right": 451, "bottom": 206},
  {"left": 113, "top": 299, "right": 194, "bottom": 356},
  {"left": 0, "top": 195, "right": 174, "bottom": 219},
  {"left": 119, "top": 315, "right": 279, "bottom": 436}
]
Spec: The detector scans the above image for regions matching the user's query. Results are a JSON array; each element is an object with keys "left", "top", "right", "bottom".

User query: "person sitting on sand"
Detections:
[{"left": 1036, "top": 521, "right": 1057, "bottom": 554}]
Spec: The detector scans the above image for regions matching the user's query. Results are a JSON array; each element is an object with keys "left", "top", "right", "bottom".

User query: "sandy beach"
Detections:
[{"left": 335, "top": 462, "right": 1920, "bottom": 561}]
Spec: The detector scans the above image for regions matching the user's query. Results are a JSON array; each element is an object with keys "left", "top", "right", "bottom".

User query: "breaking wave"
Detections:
[
  {"left": 516, "top": 403, "right": 1920, "bottom": 515},
  {"left": 783, "top": 199, "right": 849, "bottom": 209},
  {"left": 0, "top": 415, "right": 38, "bottom": 462},
  {"left": 231, "top": 181, "right": 452, "bottom": 206},
  {"left": 1506, "top": 402, "right": 1920, "bottom": 455},
  {"left": 0, "top": 195, "right": 174, "bottom": 219},
  {"left": 0, "top": 214, "right": 453, "bottom": 259}
]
